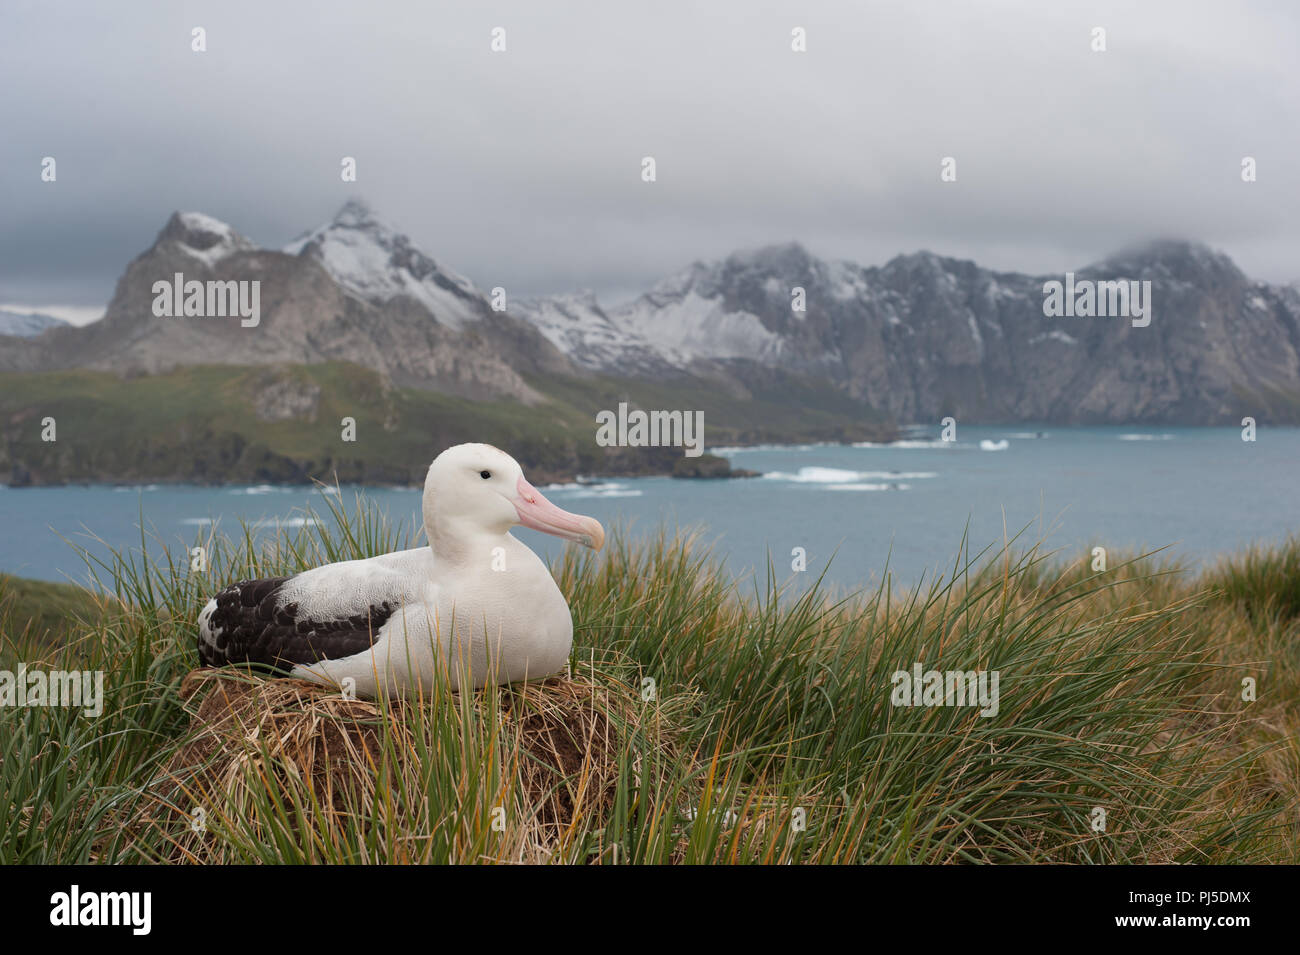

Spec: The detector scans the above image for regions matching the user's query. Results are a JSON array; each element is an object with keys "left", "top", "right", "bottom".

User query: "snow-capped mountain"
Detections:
[
  {"left": 159, "top": 211, "right": 259, "bottom": 267},
  {"left": 509, "top": 240, "right": 1300, "bottom": 424},
  {"left": 511, "top": 242, "right": 994, "bottom": 378},
  {"left": 283, "top": 199, "right": 484, "bottom": 329},
  {"left": 0, "top": 309, "right": 69, "bottom": 338},
  {"left": 0, "top": 205, "right": 568, "bottom": 401},
  {"left": 509, "top": 290, "right": 677, "bottom": 376},
  {"left": 513, "top": 245, "right": 852, "bottom": 373},
  {"left": 3, "top": 200, "right": 1297, "bottom": 424}
]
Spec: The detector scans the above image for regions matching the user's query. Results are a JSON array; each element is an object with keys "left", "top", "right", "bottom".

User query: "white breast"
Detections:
[{"left": 291, "top": 534, "right": 573, "bottom": 696}]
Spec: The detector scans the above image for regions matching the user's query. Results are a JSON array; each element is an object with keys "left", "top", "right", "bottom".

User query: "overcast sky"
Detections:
[{"left": 2, "top": 0, "right": 1297, "bottom": 323}]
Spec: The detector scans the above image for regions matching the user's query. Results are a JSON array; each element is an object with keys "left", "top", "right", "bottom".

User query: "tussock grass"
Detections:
[
  {"left": 1, "top": 492, "right": 1297, "bottom": 864},
  {"left": 1206, "top": 534, "right": 1300, "bottom": 623},
  {"left": 124, "top": 665, "right": 656, "bottom": 864}
]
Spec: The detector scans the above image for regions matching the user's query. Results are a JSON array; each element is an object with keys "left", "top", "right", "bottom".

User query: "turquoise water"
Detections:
[{"left": 2, "top": 426, "right": 1295, "bottom": 592}]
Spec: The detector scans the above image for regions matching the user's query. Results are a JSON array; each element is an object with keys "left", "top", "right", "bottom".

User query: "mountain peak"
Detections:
[
  {"left": 551, "top": 288, "right": 602, "bottom": 309},
  {"left": 283, "top": 202, "right": 482, "bottom": 328},
  {"left": 726, "top": 241, "right": 815, "bottom": 273},
  {"left": 1086, "top": 238, "right": 1240, "bottom": 278},
  {"left": 156, "top": 211, "right": 255, "bottom": 267},
  {"left": 332, "top": 197, "right": 378, "bottom": 228},
  {"left": 885, "top": 249, "right": 949, "bottom": 269}
]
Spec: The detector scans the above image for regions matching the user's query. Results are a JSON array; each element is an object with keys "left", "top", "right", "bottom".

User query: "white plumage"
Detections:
[{"left": 196, "top": 444, "right": 604, "bottom": 697}]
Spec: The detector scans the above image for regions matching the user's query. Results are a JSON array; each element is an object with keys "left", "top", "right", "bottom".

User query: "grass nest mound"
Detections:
[{"left": 135, "top": 666, "right": 652, "bottom": 863}]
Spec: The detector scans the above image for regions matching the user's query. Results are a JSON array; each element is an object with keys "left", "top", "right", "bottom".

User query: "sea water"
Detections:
[{"left": 1, "top": 426, "right": 1295, "bottom": 594}]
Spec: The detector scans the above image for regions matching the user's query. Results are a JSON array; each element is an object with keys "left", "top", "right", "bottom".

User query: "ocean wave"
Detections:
[
  {"left": 979, "top": 439, "right": 1009, "bottom": 451},
  {"left": 547, "top": 481, "right": 643, "bottom": 498},
  {"left": 539, "top": 479, "right": 606, "bottom": 491},
  {"left": 1118, "top": 433, "right": 1175, "bottom": 441},
  {"left": 568, "top": 488, "right": 642, "bottom": 499},
  {"left": 274, "top": 517, "right": 320, "bottom": 528},
  {"left": 826, "top": 482, "right": 911, "bottom": 492},
  {"left": 708, "top": 443, "right": 825, "bottom": 455},
  {"left": 852, "top": 439, "right": 955, "bottom": 449},
  {"left": 764, "top": 467, "right": 934, "bottom": 483},
  {"left": 182, "top": 515, "right": 320, "bottom": 528},
  {"left": 764, "top": 466, "right": 860, "bottom": 483}
]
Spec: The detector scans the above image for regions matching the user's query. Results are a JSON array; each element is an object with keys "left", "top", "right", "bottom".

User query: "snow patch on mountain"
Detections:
[
  {"left": 510, "top": 291, "right": 670, "bottom": 374},
  {"left": 966, "top": 312, "right": 984, "bottom": 357},
  {"left": 825, "top": 260, "right": 869, "bottom": 302},
  {"left": 169, "top": 212, "right": 257, "bottom": 267},
  {"left": 0, "top": 309, "right": 69, "bottom": 338},
  {"left": 613, "top": 290, "right": 783, "bottom": 365},
  {"left": 284, "top": 199, "right": 483, "bottom": 329},
  {"left": 1030, "top": 330, "right": 1079, "bottom": 347}
]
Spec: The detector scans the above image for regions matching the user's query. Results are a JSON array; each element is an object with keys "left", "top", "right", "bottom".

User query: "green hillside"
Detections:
[
  {"left": 0, "top": 573, "right": 104, "bottom": 652},
  {"left": 0, "top": 362, "right": 893, "bottom": 486}
]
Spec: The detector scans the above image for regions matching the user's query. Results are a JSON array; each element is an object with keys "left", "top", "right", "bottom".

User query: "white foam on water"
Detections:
[
  {"left": 826, "top": 482, "right": 910, "bottom": 491},
  {"left": 229, "top": 484, "right": 287, "bottom": 495},
  {"left": 764, "top": 467, "right": 861, "bottom": 483},
  {"left": 853, "top": 439, "right": 956, "bottom": 449},
  {"left": 191, "top": 515, "right": 318, "bottom": 528},
  {"left": 980, "top": 439, "right": 1010, "bottom": 451},
  {"left": 1118, "top": 433, "right": 1175, "bottom": 441},
  {"left": 709, "top": 443, "right": 823, "bottom": 454},
  {"left": 856, "top": 471, "right": 936, "bottom": 480},
  {"left": 547, "top": 480, "right": 643, "bottom": 499},
  {"left": 569, "top": 488, "right": 642, "bottom": 499},
  {"left": 764, "top": 467, "right": 935, "bottom": 484},
  {"left": 274, "top": 517, "right": 319, "bottom": 528}
]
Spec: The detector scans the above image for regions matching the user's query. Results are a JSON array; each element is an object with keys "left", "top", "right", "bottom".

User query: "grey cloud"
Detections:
[{"left": 2, "top": 0, "right": 1297, "bottom": 318}]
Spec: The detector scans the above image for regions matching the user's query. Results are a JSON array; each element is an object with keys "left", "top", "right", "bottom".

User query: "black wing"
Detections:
[{"left": 198, "top": 575, "right": 396, "bottom": 673}]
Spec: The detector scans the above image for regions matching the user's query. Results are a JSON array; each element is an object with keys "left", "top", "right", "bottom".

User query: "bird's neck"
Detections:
[{"left": 427, "top": 516, "right": 513, "bottom": 569}]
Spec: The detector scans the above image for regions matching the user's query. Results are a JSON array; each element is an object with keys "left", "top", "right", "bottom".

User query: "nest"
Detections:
[{"left": 133, "top": 666, "right": 656, "bottom": 863}]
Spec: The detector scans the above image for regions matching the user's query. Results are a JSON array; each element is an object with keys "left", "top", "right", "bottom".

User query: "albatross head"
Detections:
[{"left": 423, "top": 443, "right": 605, "bottom": 554}]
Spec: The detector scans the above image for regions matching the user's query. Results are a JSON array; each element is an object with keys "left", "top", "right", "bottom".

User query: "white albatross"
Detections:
[{"left": 196, "top": 443, "right": 604, "bottom": 697}]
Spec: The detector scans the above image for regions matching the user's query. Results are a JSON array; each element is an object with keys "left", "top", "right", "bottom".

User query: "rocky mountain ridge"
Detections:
[
  {"left": 5, "top": 201, "right": 1298, "bottom": 424},
  {"left": 0, "top": 203, "right": 568, "bottom": 404},
  {"left": 516, "top": 240, "right": 1300, "bottom": 424}
]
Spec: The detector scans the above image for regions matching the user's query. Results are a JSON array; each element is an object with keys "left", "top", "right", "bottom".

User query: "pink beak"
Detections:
[{"left": 514, "top": 476, "right": 605, "bottom": 550}]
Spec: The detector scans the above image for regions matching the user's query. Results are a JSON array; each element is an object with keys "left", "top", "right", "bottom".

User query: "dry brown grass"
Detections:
[{"left": 125, "top": 666, "right": 674, "bottom": 863}]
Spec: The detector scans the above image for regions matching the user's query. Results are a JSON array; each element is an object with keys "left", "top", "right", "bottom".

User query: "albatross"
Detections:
[{"left": 196, "top": 443, "right": 604, "bottom": 697}]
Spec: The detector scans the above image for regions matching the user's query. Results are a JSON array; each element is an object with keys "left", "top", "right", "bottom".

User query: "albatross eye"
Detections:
[{"left": 480, "top": 470, "right": 492, "bottom": 480}]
